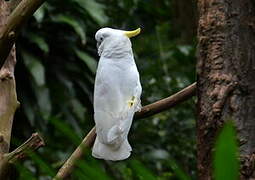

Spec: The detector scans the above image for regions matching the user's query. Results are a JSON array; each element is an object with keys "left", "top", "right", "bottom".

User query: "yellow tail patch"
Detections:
[{"left": 128, "top": 96, "right": 136, "bottom": 108}]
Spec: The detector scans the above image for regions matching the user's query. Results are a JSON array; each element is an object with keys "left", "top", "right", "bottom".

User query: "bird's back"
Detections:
[{"left": 94, "top": 56, "right": 140, "bottom": 115}]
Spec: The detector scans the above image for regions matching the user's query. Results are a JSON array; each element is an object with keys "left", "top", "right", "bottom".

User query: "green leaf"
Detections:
[
  {"left": 22, "top": 51, "right": 45, "bottom": 86},
  {"left": 49, "top": 117, "right": 82, "bottom": 145},
  {"left": 129, "top": 159, "right": 157, "bottom": 180},
  {"left": 35, "top": 86, "right": 52, "bottom": 120},
  {"left": 74, "top": 0, "right": 108, "bottom": 25},
  {"left": 167, "top": 158, "right": 191, "bottom": 180},
  {"left": 22, "top": 96, "right": 36, "bottom": 126},
  {"left": 22, "top": 51, "right": 51, "bottom": 120},
  {"left": 75, "top": 49, "right": 97, "bottom": 74},
  {"left": 71, "top": 99, "right": 86, "bottom": 121},
  {"left": 15, "top": 163, "right": 37, "bottom": 180},
  {"left": 29, "top": 33, "right": 49, "bottom": 53},
  {"left": 52, "top": 15, "right": 86, "bottom": 44},
  {"left": 76, "top": 160, "right": 112, "bottom": 180},
  {"left": 28, "top": 152, "right": 56, "bottom": 177},
  {"left": 213, "top": 121, "right": 240, "bottom": 180},
  {"left": 33, "top": 5, "right": 45, "bottom": 23},
  {"left": 73, "top": 168, "right": 90, "bottom": 180},
  {"left": 177, "top": 45, "right": 192, "bottom": 56}
]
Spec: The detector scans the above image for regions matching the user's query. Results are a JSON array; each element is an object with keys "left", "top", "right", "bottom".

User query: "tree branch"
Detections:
[
  {"left": 0, "top": 1, "right": 18, "bottom": 178},
  {"left": 0, "top": 0, "right": 19, "bottom": 164},
  {"left": 54, "top": 128, "right": 96, "bottom": 180},
  {"left": 0, "top": 0, "right": 45, "bottom": 178},
  {"left": 54, "top": 82, "right": 197, "bottom": 179},
  {"left": 0, "top": 133, "right": 45, "bottom": 178},
  {"left": 7, "top": 0, "right": 23, "bottom": 12},
  {"left": 4, "top": 132, "right": 45, "bottom": 163},
  {"left": 0, "top": 0, "right": 45, "bottom": 69},
  {"left": 134, "top": 82, "right": 197, "bottom": 119}
]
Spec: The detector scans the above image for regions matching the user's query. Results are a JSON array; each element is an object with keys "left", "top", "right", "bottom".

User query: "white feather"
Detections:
[{"left": 92, "top": 28, "right": 142, "bottom": 161}]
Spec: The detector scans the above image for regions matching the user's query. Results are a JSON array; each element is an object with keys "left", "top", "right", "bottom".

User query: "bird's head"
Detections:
[{"left": 95, "top": 27, "right": 141, "bottom": 57}]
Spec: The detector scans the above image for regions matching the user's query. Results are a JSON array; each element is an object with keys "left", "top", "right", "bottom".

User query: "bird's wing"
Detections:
[{"left": 94, "top": 59, "right": 141, "bottom": 145}]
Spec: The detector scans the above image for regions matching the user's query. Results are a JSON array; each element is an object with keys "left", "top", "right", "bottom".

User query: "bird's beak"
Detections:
[{"left": 124, "top": 28, "right": 141, "bottom": 38}]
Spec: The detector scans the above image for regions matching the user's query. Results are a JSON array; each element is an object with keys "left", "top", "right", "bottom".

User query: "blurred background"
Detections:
[{"left": 12, "top": 0, "right": 197, "bottom": 179}]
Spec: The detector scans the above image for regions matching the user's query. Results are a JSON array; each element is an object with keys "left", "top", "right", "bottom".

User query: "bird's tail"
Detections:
[{"left": 92, "top": 136, "right": 132, "bottom": 161}]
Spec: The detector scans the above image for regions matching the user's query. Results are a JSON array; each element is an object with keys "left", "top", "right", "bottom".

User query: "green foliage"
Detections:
[
  {"left": 75, "top": 49, "right": 97, "bottom": 74},
  {"left": 129, "top": 159, "right": 157, "bottom": 180},
  {"left": 167, "top": 159, "right": 191, "bottom": 180},
  {"left": 213, "top": 121, "right": 240, "bottom": 180},
  {"left": 73, "top": 0, "right": 108, "bottom": 26},
  {"left": 28, "top": 152, "right": 56, "bottom": 177},
  {"left": 28, "top": 33, "right": 49, "bottom": 53},
  {"left": 51, "top": 14, "right": 87, "bottom": 45},
  {"left": 15, "top": 163, "right": 37, "bottom": 180}
]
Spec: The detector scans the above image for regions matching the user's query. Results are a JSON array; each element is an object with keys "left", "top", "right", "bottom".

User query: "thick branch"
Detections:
[
  {"left": 0, "top": 0, "right": 45, "bottom": 69},
  {"left": 0, "top": 0, "right": 18, "bottom": 156},
  {"left": 54, "top": 82, "right": 197, "bottom": 179},
  {"left": 0, "top": 1, "right": 18, "bottom": 179},
  {"left": 0, "top": 0, "right": 45, "bottom": 178}
]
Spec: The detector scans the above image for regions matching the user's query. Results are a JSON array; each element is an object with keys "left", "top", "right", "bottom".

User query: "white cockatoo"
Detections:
[{"left": 92, "top": 27, "right": 142, "bottom": 161}]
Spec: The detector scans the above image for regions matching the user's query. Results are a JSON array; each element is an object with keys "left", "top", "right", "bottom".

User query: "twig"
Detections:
[
  {"left": 54, "top": 82, "right": 197, "bottom": 179},
  {"left": 0, "top": 0, "right": 45, "bottom": 69},
  {"left": 54, "top": 128, "right": 96, "bottom": 180},
  {"left": 0, "top": 133, "right": 45, "bottom": 178},
  {"left": 4, "top": 133, "right": 45, "bottom": 163},
  {"left": 134, "top": 82, "right": 197, "bottom": 119}
]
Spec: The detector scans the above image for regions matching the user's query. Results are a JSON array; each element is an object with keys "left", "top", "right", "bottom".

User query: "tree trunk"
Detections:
[
  {"left": 197, "top": 0, "right": 255, "bottom": 179},
  {"left": 0, "top": 0, "right": 19, "bottom": 179}
]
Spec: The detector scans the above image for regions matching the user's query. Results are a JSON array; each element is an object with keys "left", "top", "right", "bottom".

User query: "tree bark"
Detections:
[
  {"left": 0, "top": 1, "right": 19, "bottom": 178},
  {"left": 0, "top": 0, "right": 19, "bottom": 157},
  {"left": 0, "top": 0, "right": 45, "bottom": 69},
  {"left": 197, "top": 0, "right": 255, "bottom": 179}
]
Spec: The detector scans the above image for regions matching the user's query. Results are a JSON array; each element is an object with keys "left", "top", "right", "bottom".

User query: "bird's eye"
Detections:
[{"left": 100, "top": 37, "right": 104, "bottom": 41}]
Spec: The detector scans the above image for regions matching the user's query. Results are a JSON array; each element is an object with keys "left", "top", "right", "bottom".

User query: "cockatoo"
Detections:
[{"left": 92, "top": 27, "right": 142, "bottom": 161}]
